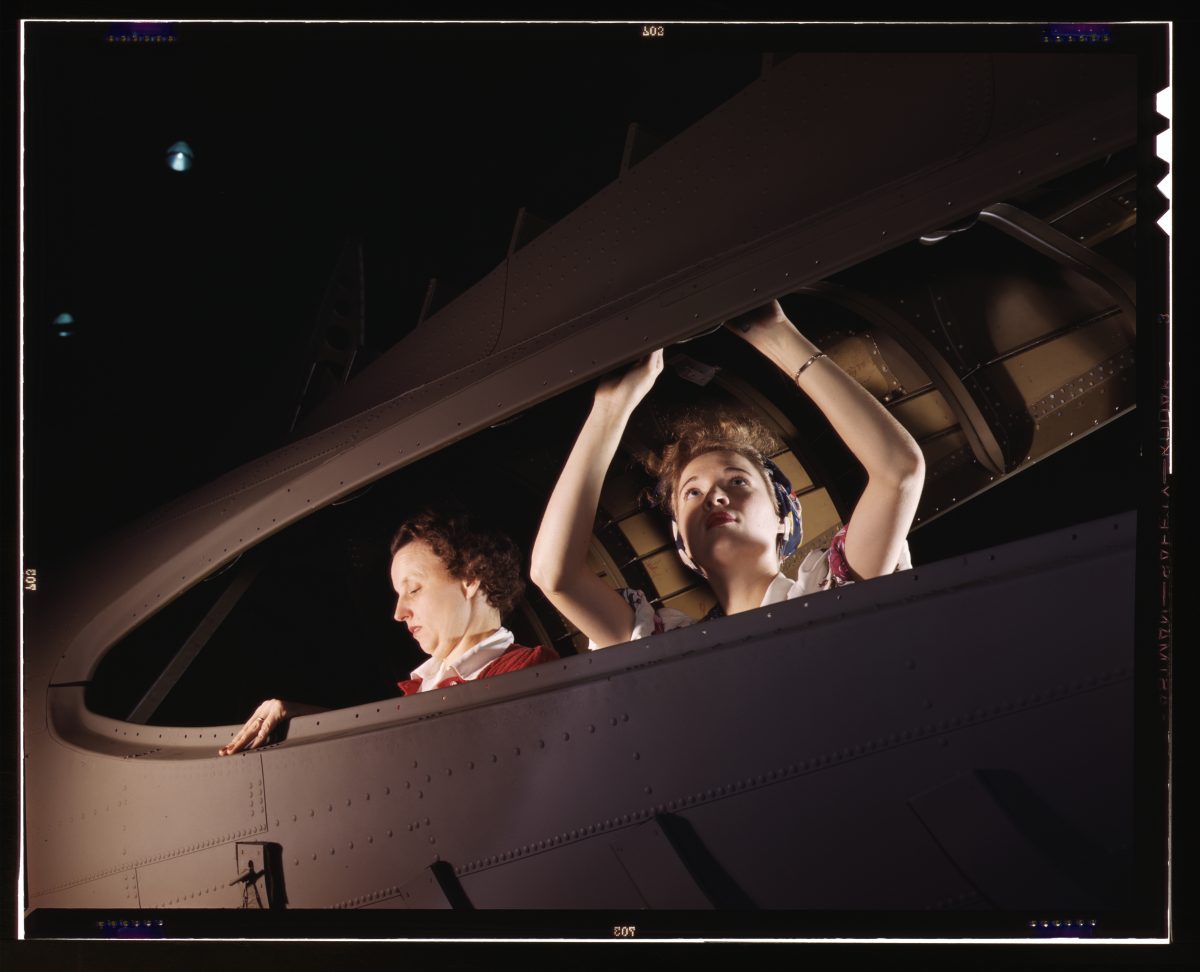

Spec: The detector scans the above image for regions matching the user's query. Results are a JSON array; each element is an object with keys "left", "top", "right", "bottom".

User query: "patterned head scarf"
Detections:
[{"left": 668, "top": 454, "right": 804, "bottom": 578}]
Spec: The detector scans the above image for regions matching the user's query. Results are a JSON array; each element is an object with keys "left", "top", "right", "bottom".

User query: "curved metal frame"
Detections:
[
  {"left": 799, "top": 281, "right": 1008, "bottom": 475},
  {"left": 978, "top": 202, "right": 1136, "bottom": 328}
]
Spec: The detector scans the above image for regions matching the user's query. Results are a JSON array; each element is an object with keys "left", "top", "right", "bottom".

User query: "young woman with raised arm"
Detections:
[{"left": 530, "top": 300, "right": 925, "bottom": 649}]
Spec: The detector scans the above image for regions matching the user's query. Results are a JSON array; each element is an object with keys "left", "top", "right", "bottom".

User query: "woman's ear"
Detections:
[
  {"left": 671, "top": 520, "right": 707, "bottom": 578},
  {"left": 462, "top": 577, "right": 482, "bottom": 600}
]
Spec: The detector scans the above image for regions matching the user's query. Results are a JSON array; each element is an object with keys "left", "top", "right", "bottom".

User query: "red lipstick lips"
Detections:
[{"left": 706, "top": 511, "right": 735, "bottom": 529}]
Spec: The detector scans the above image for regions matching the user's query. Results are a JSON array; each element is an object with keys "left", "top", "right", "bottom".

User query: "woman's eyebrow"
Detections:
[{"left": 680, "top": 465, "right": 755, "bottom": 492}]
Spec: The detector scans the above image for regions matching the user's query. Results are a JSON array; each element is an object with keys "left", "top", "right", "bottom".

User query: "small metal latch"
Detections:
[{"left": 233, "top": 841, "right": 286, "bottom": 909}]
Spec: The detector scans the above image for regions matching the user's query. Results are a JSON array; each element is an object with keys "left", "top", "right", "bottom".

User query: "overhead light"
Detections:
[
  {"left": 166, "top": 140, "right": 194, "bottom": 173},
  {"left": 53, "top": 312, "right": 75, "bottom": 337}
]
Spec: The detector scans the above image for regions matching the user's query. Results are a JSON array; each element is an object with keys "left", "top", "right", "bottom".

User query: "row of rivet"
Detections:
[
  {"left": 923, "top": 444, "right": 975, "bottom": 480},
  {"left": 335, "top": 886, "right": 410, "bottom": 910},
  {"left": 160, "top": 879, "right": 241, "bottom": 907},
  {"left": 288, "top": 820, "right": 424, "bottom": 866},
  {"left": 35, "top": 823, "right": 266, "bottom": 895},
  {"left": 455, "top": 666, "right": 1129, "bottom": 875},
  {"left": 1029, "top": 349, "right": 1133, "bottom": 422},
  {"left": 275, "top": 716, "right": 634, "bottom": 820}
]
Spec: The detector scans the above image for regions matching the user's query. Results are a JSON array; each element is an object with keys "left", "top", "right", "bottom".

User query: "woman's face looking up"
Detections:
[{"left": 675, "top": 449, "right": 784, "bottom": 574}]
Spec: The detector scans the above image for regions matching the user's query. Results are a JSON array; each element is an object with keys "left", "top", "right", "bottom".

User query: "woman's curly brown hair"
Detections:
[
  {"left": 646, "top": 411, "right": 783, "bottom": 520},
  {"left": 389, "top": 509, "right": 525, "bottom": 618}
]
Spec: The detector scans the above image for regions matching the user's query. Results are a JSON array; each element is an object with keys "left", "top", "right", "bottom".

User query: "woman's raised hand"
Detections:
[
  {"left": 594, "top": 350, "right": 664, "bottom": 411},
  {"left": 726, "top": 300, "right": 925, "bottom": 582},
  {"left": 219, "top": 699, "right": 288, "bottom": 755},
  {"left": 531, "top": 350, "right": 664, "bottom": 649},
  {"left": 724, "top": 300, "right": 795, "bottom": 362}
]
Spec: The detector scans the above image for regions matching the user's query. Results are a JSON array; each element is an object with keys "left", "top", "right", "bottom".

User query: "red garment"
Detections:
[
  {"left": 397, "top": 643, "right": 558, "bottom": 696},
  {"left": 824, "top": 524, "right": 860, "bottom": 587}
]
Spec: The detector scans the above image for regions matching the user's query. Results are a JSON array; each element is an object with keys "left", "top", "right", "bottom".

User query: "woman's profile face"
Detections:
[
  {"left": 675, "top": 449, "right": 784, "bottom": 574},
  {"left": 389, "top": 539, "right": 479, "bottom": 661}
]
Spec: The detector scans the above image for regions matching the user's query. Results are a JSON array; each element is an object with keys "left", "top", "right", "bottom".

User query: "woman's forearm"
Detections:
[
  {"left": 728, "top": 303, "right": 924, "bottom": 580},
  {"left": 532, "top": 352, "right": 663, "bottom": 648},
  {"left": 761, "top": 321, "right": 925, "bottom": 486},
  {"left": 531, "top": 396, "right": 634, "bottom": 593}
]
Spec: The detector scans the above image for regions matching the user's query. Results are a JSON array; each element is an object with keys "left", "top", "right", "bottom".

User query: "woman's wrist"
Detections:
[
  {"left": 761, "top": 322, "right": 820, "bottom": 374},
  {"left": 792, "top": 350, "right": 829, "bottom": 382},
  {"left": 590, "top": 391, "right": 640, "bottom": 424}
]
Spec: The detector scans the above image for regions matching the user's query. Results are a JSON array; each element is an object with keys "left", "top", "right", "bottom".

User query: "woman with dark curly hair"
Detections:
[
  {"left": 531, "top": 300, "right": 925, "bottom": 649},
  {"left": 387, "top": 509, "right": 554, "bottom": 695},
  {"left": 220, "top": 510, "right": 553, "bottom": 755}
]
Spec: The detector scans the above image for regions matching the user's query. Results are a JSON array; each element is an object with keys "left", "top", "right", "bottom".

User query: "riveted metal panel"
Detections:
[
  {"left": 993, "top": 324, "right": 1131, "bottom": 413},
  {"left": 136, "top": 843, "right": 253, "bottom": 909},
  {"left": 28, "top": 516, "right": 1135, "bottom": 911},
  {"left": 909, "top": 771, "right": 1099, "bottom": 911},
  {"left": 29, "top": 869, "right": 141, "bottom": 909},
  {"left": 341, "top": 868, "right": 455, "bottom": 910},
  {"left": 916, "top": 448, "right": 1000, "bottom": 527},
  {"left": 461, "top": 836, "right": 649, "bottom": 910},
  {"left": 458, "top": 819, "right": 722, "bottom": 910},
  {"left": 987, "top": 54, "right": 1135, "bottom": 138},
  {"left": 873, "top": 329, "right": 933, "bottom": 396},
  {"left": 608, "top": 818, "right": 713, "bottom": 909},
  {"left": 664, "top": 680, "right": 1131, "bottom": 911},
  {"left": 921, "top": 428, "right": 970, "bottom": 470},
  {"left": 826, "top": 333, "right": 899, "bottom": 400},
  {"left": 1025, "top": 358, "right": 1135, "bottom": 462},
  {"left": 255, "top": 736, "right": 432, "bottom": 909},
  {"left": 893, "top": 392, "right": 959, "bottom": 440},
  {"left": 499, "top": 55, "right": 996, "bottom": 354},
  {"left": 25, "top": 741, "right": 265, "bottom": 901},
  {"left": 667, "top": 764, "right": 974, "bottom": 911}
]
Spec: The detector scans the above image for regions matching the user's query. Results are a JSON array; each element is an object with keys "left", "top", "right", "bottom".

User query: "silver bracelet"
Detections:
[{"left": 793, "top": 351, "right": 827, "bottom": 382}]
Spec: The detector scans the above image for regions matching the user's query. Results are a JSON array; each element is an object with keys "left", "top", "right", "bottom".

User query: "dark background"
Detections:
[{"left": 21, "top": 20, "right": 773, "bottom": 567}]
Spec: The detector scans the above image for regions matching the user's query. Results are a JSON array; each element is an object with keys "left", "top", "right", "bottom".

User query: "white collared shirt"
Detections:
[
  {"left": 588, "top": 533, "right": 913, "bottom": 649},
  {"left": 760, "top": 571, "right": 795, "bottom": 606},
  {"left": 409, "top": 626, "right": 515, "bottom": 691}
]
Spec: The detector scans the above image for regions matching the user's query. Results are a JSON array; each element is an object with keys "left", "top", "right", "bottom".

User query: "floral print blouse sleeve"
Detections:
[
  {"left": 790, "top": 524, "right": 913, "bottom": 597},
  {"left": 585, "top": 588, "right": 694, "bottom": 651}
]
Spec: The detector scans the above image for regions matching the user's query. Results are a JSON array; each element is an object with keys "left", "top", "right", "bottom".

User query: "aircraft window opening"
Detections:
[{"left": 82, "top": 155, "right": 1138, "bottom": 734}]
